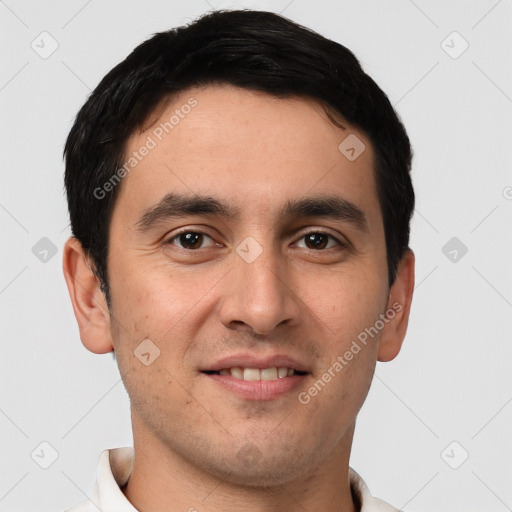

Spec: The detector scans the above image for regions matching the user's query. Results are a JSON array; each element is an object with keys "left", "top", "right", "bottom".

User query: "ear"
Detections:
[
  {"left": 378, "top": 249, "right": 415, "bottom": 362},
  {"left": 62, "top": 237, "right": 114, "bottom": 354}
]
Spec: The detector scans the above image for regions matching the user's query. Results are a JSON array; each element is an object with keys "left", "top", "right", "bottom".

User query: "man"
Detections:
[{"left": 63, "top": 9, "right": 415, "bottom": 512}]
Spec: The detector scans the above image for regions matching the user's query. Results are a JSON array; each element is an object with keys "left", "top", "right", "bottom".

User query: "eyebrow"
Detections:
[
  {"left": 135, "top": 193, "right": 368, "bottom": 233},
  {"left": 135, "top": 193, "right": 239, "bottom": 232}
]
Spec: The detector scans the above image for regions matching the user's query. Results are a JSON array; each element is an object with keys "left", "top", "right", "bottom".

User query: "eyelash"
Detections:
[{"left": 166, "top": 229, "right": 348, "bottom": 251}]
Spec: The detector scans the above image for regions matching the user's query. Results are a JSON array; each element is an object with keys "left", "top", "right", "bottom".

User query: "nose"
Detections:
[{"left": 218, "top": 245, "right": 302, "bottom": 336}]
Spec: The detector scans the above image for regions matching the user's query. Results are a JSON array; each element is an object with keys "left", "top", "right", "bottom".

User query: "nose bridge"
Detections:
[
  {"left": 219, "top": 237, "right": 300, "bottom": 334},
  {"left": 240, "top": 242, "right": 283, "bottom": 302}
]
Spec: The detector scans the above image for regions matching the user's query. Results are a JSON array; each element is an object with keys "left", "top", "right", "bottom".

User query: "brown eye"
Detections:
[
  {"left": 304, "top": 233, "right": 328, "bottom": 249},
  {"left": 169, "top": 232, "right": 214, "bottom": 249},
  {"left": 298, "top": 232, "right": 340, "bottom": 250}
]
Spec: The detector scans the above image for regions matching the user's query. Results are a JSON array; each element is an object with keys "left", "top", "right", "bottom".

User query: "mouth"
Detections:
[
  {"left": 200, "top": 355, "right": 310, "bottom": 401},
  {"left": 202, "top": 367, "right": 308, "bottom": 381}
]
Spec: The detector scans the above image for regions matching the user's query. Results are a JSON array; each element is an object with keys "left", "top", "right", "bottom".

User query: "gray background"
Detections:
[{"left": 1, "top": 0, "right": 511, "bottom": 510}]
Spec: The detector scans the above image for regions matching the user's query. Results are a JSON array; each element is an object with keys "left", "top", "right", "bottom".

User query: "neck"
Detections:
[{"left": 122, "top": 418, "right": 357, "bottom": 512}]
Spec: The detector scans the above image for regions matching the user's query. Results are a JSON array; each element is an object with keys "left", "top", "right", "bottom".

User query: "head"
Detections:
[{"left": 63, "top": 10, "right": 415, "bottom": 487}]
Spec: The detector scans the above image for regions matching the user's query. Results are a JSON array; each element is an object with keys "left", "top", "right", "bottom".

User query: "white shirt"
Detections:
[{"left": 65, "top": 447, "right": 401, "bottom": 512}]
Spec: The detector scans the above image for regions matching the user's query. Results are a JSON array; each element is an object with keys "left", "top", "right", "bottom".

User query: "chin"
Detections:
[
  {"left": 215, "top": 463, "right": 302, "bottom": 489},
  {"left": 201, "top": 443, "right": 318, "bottom": 488}
]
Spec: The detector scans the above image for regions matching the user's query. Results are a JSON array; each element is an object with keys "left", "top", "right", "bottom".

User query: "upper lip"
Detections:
[{"left": 202, "top": 353, "right": 310, "bottom": 373}]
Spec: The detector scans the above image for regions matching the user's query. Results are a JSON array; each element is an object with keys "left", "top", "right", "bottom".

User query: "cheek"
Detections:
[
  {"left": 107, "top": 256, "right": 229, "bottom": 375},
  {"left": 109, "top": 254, "right": 213, "bottom": 328},
  {"left": 300, "top": 264, "right": 388, "bottom": 345}
]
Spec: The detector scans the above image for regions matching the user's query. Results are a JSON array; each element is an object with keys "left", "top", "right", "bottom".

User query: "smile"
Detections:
[{"left": 205, "top": 367, "right": 307, "bottom": 381}]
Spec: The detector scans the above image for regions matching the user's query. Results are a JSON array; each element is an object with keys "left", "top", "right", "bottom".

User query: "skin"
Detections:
[{"left": 63, "top": 84, "right": 414, "bottom": 512}]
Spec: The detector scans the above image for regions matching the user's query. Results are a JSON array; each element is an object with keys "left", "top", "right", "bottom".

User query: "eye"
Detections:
[
  {"left": 296, "top": 232, "right": 343, "bottom": 250},
  {"left": 168, "top": 231, "right": 215, "bottom": 250}
]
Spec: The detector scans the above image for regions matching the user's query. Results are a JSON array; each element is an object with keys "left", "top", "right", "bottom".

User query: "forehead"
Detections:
[{"left": 116, "top": 84, "right": 379, "bottom": 225}]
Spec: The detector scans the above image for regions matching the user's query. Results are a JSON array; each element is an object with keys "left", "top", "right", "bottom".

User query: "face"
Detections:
[{"left": 96, "top": 84, "right": 409, "bottom": 486}]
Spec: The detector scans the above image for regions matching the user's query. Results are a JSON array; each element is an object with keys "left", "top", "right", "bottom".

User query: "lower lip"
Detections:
[{"left": 203, "top": 373, "right": 308, "bottom": 401}]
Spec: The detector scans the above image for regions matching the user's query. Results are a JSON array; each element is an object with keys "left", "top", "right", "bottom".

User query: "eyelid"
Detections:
[
  {"left": 294, "top": 228, "right": 349, "bottom": 249},
  {"left": 166, "top": 228, "right": 218, "bottom": 249}
]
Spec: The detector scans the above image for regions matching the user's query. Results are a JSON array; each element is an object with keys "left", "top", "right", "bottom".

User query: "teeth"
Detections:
[
  {"left": 231, "top": 367, "right": 244, "bottom": 379},
  {"left": 217, "top": 366, "right": 299, "bottom": 381},
  {"left": 260, "top": 367, "right": 278, "bottom": 381},
  {"left": 243, "top": 368, "right": 260, "bottom": 381},
  {"left": 278, "top": 367, "right": 288, "bottom": 378}
]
